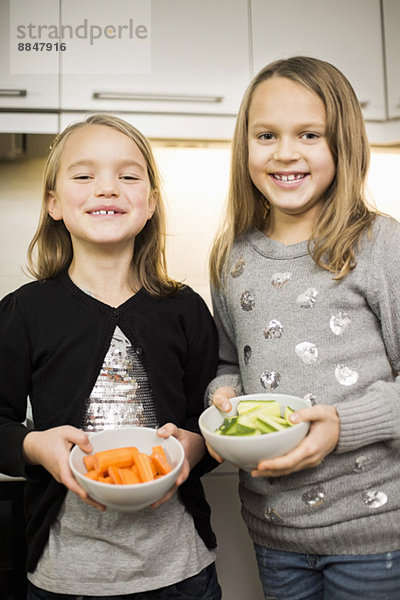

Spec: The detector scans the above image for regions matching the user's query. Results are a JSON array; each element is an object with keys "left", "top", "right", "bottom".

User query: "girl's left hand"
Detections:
[
  {"left": 151, "top": 423, "right": 206, "bottom": 507},
  {"left": 252, "top": 405, "right": 339, "bottom": 478}
]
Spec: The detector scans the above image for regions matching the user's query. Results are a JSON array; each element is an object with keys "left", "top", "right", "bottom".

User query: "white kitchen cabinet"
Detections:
[
  {"left": 383, "top": 0, "right": 400, "bottom": 120},
  {"left": 60, "top": 0, "right": 250, "bottom": 120},
  {"left": 250, "top": 0, "right": 386, "bottom": 122},
  {"left": 0, "top": 0, "right": 59, "bottom": 112},
  {"left": 202, "top": 466, "right": 264, "bottom": 600}
]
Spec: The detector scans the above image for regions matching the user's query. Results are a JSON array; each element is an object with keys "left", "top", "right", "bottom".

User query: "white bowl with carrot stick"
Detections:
[{"left": 69, "top": 426, "right": 184, "bottom": 512}]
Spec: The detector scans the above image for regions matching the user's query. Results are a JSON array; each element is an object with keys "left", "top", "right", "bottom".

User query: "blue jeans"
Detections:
[
  {"left": 26, "top": 563, "right": 221, "bottom": 600},
  {"left": 254, "top": 544, "right": 400, "bottom": 600}
]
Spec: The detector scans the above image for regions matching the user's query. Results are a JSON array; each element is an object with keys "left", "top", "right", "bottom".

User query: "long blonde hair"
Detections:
[
  {"left": 210, "top": 56, "right": 376, "bottom": 288},
  {"left": 27, "top": 114, "right": 181, "bottom": 296}
]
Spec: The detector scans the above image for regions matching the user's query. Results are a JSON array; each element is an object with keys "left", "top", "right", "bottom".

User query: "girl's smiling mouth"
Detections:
[
  {"left": 270, "top": 172, "right": 309, "bottom": 187},
  {"left": 87, "top": 206, "right": 126, "bottom": 216}
]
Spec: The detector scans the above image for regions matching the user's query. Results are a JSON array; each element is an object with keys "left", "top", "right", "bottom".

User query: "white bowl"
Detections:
[
  {"left": 199, "top": 393, "right": 310, "bottom": 471},
  {"left": 69, "top": 427, "right": 184, "bottom": 512}
]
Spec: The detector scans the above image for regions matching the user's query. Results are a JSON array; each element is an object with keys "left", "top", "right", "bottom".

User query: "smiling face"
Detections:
[
  {"left": 247, "top": 76, "right": 336, "bottom": 236},
  {"left": 47, "top": 124, "right": 155, "bottom": 257}
]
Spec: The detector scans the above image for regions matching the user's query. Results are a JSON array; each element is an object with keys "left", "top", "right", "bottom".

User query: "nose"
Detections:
[
  {"left": 95, "top": 176, "right": 119, "bottom": 198},
  {"left": 273, "top": 136, "right": 299, "bottom": 162}
]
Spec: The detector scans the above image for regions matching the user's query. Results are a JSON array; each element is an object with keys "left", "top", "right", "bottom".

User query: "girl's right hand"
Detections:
[
  {"left": 22, "top": 425, "right": 106, "bottom": 511},
  {"left": 206, "top": 386, "right": 237, "bottom": 462},
  {"left": 212, "top": 385, "right": 237, "bottom": 413}
]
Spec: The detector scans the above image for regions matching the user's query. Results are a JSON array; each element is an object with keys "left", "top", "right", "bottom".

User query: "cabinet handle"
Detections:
[
  {"left": 92, "top": 91, "right": 223, "bottom": 103},
  {"left": 359, "top": 100, "right": 369, "bottom": 109},
  {"left": 0, "top": 89, "right": 27, "bottom": 97}
]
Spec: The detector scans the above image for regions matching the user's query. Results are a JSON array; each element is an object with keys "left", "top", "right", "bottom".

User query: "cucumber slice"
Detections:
[
  {"left": 256, "top": 414, "right": 288, "bottom": 432},
  {"left": 237, "top": 400, "right": 280, "bottom": 417},
  {"left": 284, "top": 406, "right": 295, "bottom": 425},
  {"left": 216, "top": 415, "right": 239, "bottom": 435},
  {"left": 223, "top": 422, "right": 259, "bottom": 436},
  {"left": 215, "top": 400, "right": 297, "bottom": 436}
]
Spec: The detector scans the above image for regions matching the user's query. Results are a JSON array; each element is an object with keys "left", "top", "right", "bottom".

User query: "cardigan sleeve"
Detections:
[
  {"left": 181, "top": 290, "right": 219, "bottom": 432},
  {"left": 0, "top": 291, "right": 32, "bottom": 476}
]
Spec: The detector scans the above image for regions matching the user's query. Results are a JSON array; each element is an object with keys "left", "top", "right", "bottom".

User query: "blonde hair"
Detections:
[
  {"left": 27, "top": 113, "right": 181, "bottom": 296},
  {"left": 210, "top": 56, "right": 377, "bottom": 288}
]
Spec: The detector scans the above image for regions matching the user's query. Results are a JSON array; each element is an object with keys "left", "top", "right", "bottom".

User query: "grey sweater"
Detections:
[{"left": 208, "top": 215, "right": 400, "bottom": 555}]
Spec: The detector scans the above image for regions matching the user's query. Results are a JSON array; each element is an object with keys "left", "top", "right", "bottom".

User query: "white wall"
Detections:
[
  {"left": 0, "top": 141, "right": 399, "bottom": 599},
  {"left": 1, "top": 143, "right": 399, "bottom": 301}
]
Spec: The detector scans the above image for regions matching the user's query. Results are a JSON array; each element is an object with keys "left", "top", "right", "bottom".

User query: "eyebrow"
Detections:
[
  {"left": 66, "top": 159, "right": 147, "bottom": 172},
  {"left": 249, "top": 120, "right": 326, "bottom": 131}
]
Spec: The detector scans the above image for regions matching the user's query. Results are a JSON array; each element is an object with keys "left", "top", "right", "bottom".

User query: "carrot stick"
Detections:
[
  {"left": 99, "top": 475, "right": 113, "bottom": 484},
  {"left": 82, "top": 445, "right": 172, "bottom": 485},
  {"left": 108, "top": 465, "right": 123, "bottom": 484},
  {"left": 135, "top": 452, "right": 155, "bottom": 482},
  {"left": 149, "top": 456, "right": 158, "bottom": 477},
  {"left": 94, "top": 447, "right": 134, "bottom": 473},
  {"left": 119, "top": 467, "right": 141, "bottom": 484},
  {"left": 83, "top": 455, "right": 97, "bottom": 472},
  {"left": 151, "top": 447, "right": 172, "bottom": 475},
  {"left": 84, "top": 469, "right": 100, "bottom": 481},
  {"left": 131, "top": 465, "right": 140, "bottom": 478},
  {"left": 129, "top": 446, "right": 140, "bottom": 465}
]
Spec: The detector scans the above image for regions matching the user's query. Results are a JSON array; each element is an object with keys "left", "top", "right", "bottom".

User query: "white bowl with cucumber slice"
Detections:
[{"left": 199, "top": 393, "right": 310, "bottom": 471}]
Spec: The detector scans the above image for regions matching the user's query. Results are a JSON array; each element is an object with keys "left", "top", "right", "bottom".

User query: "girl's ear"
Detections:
[
  {"left": 147, "top": 190, "right": 158, "bottom": 220},
  {"left": 47, "top": 191, "right": 63, "bottom": 221}
]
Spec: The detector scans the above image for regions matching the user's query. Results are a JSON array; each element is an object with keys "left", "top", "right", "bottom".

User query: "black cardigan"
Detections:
[{"left": 0, "top": 271, "right": 219, "bottom": 572}]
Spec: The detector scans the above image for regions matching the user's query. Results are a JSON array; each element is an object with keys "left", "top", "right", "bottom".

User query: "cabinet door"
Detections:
[
  {"left": 383, "top": 0, "right": 400, "bottom": 119},
  {"left": 251, "top": 0, "right": 386, "bottom": 121},
  {"left": 60, "top": 0, "right": 250, "bottom": 117},
  {"left": 0, "top": 0, "right": 59, "bottom": 110}
]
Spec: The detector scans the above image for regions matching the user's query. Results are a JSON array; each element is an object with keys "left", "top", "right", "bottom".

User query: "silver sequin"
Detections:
[
  {"left": 296, "top": 287, "right": 318, "bottom": 308},
  {"left": 302, "top": 485, "right": 325, "bottom": 507},
  {"left": 362, "top": 490, "right": 388, "bottom": 508},
  {"left": 354, "top": 456, "right": 370, "bottom": 472},
  {"left": 295, "top": 341, "right": 318, "bottom": 365},
  {"left": 330, "top": 311, "right": 351, "bottom": 335},
  {"left": 244, "top": 345, "right": 252, "bottom": 365},
  {"left": 231, "top": 258, "right": 245, "bottom": 278},
  {"left": 304, "top": 393, "right": 317, "bottom": 406},
  {"left": 271, "top": 272, "right": 292, "bottom": 289},
  {"left": 240, "top": 290, "right": 255, "bottom": 311},
  {"left": 260, "top": 370, "right": 281, "bottom": 391},
  {"left": 263, "top": 319, "right": 283, "bottom": 340},
  {"left": 335, "top": 364, "right": 359, "bottom": 386},
  {"left": 264, "top": 508, "right": 284, "bottom": 523},
  {"left": 81, "top": 328, "right": 158, "bottom": 432}
]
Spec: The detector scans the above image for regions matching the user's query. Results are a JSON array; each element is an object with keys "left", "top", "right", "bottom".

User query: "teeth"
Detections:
[
  {"left": 91, "top": 210, "right": 116, "bottom": 215},
  {"left": 273, "top": 173, "right": 305, "bottom": 182}
]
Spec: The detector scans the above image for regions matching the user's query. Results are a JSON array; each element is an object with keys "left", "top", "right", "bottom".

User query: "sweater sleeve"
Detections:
[
  {"left": 336, "top": 217, "right": 400, "bottom": 453},
  {"left": 205, "top": 284, "right": 243, "bottom": 405},
  {"left": 0, "top": 292, "right": 31, "bottom": 475}
]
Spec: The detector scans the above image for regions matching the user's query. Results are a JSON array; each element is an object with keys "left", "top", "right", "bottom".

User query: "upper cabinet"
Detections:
[
  {"left": 0, "top": 0, "right": 59, "bottom": 132},
  {"left": 0, "top": 0, "right": 399, "bottom": 140},
  {"left": 251, "top": 0, "right": 386, "bottom": 122},
  {"left": 383, "top": 0, "right": 400, "bottom": 120},
  {"left": 60, "top": 0, "right": 250, "bottom": 119},
  {"left": 0, "top": 0, "right": 59, "bottom": 111}
]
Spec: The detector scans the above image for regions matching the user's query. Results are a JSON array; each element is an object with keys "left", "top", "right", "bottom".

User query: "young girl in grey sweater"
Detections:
[{"left": 207, "top": 56, "right": 400, "bottom": 599}]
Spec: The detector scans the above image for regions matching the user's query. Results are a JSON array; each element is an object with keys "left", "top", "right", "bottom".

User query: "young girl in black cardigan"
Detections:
[{"left": 0, "top": 114, "right": 221, "bottom": 599}]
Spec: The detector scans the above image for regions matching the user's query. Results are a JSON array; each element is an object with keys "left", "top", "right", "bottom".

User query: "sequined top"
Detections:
[
  {"left": 81, "top": 326, "right": 158, "bottom": 432},
  {"left": 208, "top": 215, "right": 400, "bottom": 555}
]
